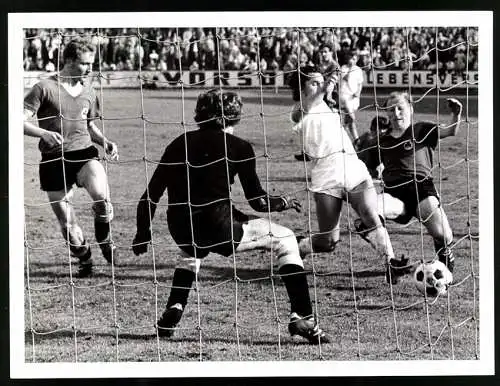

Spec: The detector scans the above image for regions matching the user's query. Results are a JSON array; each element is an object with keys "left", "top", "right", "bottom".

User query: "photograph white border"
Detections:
[{"left": 9, "top": 11, "right": 494, "bottom": 378}]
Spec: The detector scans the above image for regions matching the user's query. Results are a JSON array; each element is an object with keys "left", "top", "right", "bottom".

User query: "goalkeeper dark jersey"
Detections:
[
  {"left": 136, "top": 128, "right": 285, "bottom": 240},
  {"left": 378, "top": 121, "right": 439, "bottom": 184}
]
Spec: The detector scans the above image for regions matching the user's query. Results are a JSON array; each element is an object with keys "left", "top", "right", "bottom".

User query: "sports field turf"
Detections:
[{"left": 23, "top": 88, "right": 479, "bottom": 362}]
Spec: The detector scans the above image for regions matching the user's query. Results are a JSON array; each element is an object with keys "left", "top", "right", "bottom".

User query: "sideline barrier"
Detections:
[{"left": 24, "top": 70, "right": 478, "bottom": 89}]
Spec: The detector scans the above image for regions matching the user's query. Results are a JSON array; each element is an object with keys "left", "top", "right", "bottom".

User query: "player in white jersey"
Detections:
[
  {"left": 293, "top": 43, "right": 340, "bottom": 162},
  {"left": 339, "top": 51, "right": 364, "bottom": 148},
  {"left": 289, "top": 65, "right": 408, "bottom": 284}
]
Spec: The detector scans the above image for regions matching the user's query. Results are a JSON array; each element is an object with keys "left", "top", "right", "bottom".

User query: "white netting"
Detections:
[{"left": 23, "top": 26, "right": 479, "bottom": 363}]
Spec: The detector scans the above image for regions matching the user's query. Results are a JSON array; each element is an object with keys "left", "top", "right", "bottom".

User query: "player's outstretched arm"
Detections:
[
  {"left": 132, "top": 158, "right": 169, "bottom": 255},
  {"left": 88, "top": 121, "right": 119, "bottom": 161},
  {"left": 438, "top": 98, "right": 463, "bottom": 139},
  {"left": 23, "top": 109, "right": 63, "bottom": 148}
]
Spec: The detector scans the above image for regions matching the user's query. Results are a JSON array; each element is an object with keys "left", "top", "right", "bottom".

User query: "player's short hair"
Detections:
[
  {"left": 383, "top": 91, "right": 413, "bottom": 108},
  {"left": 194, "top": 88, "right": 243, "bottom": 130},
  {"left": 288, "top": 64, "right": 322, "bottom": 101},
  {"left": 63, "top": 37, "right": 96, "bottom": 63}
]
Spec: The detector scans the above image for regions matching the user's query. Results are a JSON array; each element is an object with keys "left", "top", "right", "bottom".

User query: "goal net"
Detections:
[{"left": 15, "top": 13, "right": 490, "bottom": 376}]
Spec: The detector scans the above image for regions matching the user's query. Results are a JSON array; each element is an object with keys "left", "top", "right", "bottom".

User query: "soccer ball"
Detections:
[{"left": 413, "top": 260, "right": 453, "bottom": 297}]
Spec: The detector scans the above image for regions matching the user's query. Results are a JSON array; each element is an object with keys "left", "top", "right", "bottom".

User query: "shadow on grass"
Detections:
[
  {"left": 25, "top": 329, "right": 304, "bottom": 346},
  {"left": 26, "top": 262, "right": 389, "bottom": 286}
]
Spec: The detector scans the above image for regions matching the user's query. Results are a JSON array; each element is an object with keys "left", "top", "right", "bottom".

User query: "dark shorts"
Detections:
[
  {"left": 167, "top": 202, "right": 250, "bottom": 258},
  {"left": 39, "top": 146, "right": 99, "bottom": 192},
  {"left": 384, "top": 177, "right": 439, "bottom": 224}
]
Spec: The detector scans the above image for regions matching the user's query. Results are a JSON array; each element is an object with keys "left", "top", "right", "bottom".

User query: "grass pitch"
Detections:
[{"left": 23, "top": 88, "right": 479, "bottom": 362}]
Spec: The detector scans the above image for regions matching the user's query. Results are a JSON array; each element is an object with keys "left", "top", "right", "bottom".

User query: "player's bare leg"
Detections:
[
  {"left": 349, "top": 180, "right": 409, "bottom": 284},
  {"left": 297, "top": 192, "right": 342, "bottom": 258},
  {"left": 47, "top": 188, "right": 92, "bottom": 277},
  {"left": 236, "top": 218, "right": 330, "bottom": 344},
  {"left": 77, "top": 159, "right": 116, "bottom": 264},
  {"left": 377, "top": 193, "right": 407, "bottom": 221},
  {"left": 417, "top": 196, "right": 455, "bottom": 272}
]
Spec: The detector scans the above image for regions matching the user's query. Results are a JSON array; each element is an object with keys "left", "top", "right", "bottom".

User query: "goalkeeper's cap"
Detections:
[{"left": 194, "top": 89, "right": 243, "bottom": 130}]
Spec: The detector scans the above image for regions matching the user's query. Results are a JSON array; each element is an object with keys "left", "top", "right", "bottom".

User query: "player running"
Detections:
[
  {"left": 339, "top": 51, "right": 364, "bottom": 148},
  {"left": 132, "top": 88, "right": 330, "bottom": 344},
  {"left": 355, "top": 91, "right": 462, "bottom": 273},
  {"left": 24, "top": 37, "right": 119, "bottom": 277},
  {"left": 288, "top": 65, "right": 408, "bottom": 285}
]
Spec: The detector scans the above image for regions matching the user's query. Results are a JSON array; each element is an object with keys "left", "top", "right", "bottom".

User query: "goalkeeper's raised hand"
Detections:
[
  {"left": 279, "top": 195, "right": 302, "bottom": 213},
  {"left": 132, "top": 229, "right": 151, "bottom": 255}
]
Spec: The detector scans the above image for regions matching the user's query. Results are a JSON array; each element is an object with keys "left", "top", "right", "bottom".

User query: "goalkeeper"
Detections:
[
  {"left": 356, "top": 91, "right": 462, "bottom": 273},
  {"left": 132, "top": 88, "right": 330, "bottom": 344}
]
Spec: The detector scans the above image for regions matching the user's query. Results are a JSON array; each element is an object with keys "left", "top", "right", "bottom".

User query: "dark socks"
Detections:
[
  {"left": 279, "top": 264, "right": 313, "bottom": 317},
  {"left": 95, "top": 221, "right": 111, "bottom": 244},
  {"left": 166, "top": 268, "right": 196, "bottom": 309},
  {"left": 434, "top": 241, "right": 455, "bottom": 272}
]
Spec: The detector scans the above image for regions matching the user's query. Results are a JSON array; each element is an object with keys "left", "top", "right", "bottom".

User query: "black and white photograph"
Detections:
[{"left": 8, "top": 11, "right": 494, "bottom": 378}]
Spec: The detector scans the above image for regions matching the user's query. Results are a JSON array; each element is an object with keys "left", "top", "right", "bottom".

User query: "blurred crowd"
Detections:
[{"left": 24, "top": 27, "right": 478, "bottom": 73}]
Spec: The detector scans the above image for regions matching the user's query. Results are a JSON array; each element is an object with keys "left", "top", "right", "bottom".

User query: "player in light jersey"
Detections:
[
  {"left": 24, "top": 37, "right": 119, "bottom": 277},
  {"left": 294, "top": 43, "right": 340, "bottom": 162},
  {"left": 289, "top": 65, "right": 408, "bottom": 284},
  {"left": 356, "top": 91, "right": 462, "bottom": 273},
  {"left": 339, "top": 51, "right": 364, "bottom": 148},
  {"left": 132, "top": 89, "right": 330, "bottom": 344}
]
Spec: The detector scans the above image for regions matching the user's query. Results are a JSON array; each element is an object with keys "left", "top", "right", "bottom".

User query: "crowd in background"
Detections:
[{"left": 23, "top": 27, "right": 479, "bottom": 73}]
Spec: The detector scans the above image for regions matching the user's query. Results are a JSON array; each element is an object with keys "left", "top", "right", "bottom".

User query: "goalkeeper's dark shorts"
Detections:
[
  {"left": 167, "top": 202, "right": 249, "bottom": 258},
  {"left": 39, "top": 146, "right": 99, "bottom": 192},
  {"left": 383, "top": 177, "right": 439, "bottom": 224}
]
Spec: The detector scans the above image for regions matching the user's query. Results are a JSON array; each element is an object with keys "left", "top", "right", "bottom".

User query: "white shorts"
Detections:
[{"left": 310, "top": 157, "right": 372, "bottom": 199}]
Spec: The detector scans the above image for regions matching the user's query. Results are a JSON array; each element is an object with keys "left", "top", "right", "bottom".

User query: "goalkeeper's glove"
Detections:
[
  {"left": 132, "top": 229, "right": 152, "bottom": 255},
  {"left": 279, "top": 195, "right": 302, "bottom": 213}
]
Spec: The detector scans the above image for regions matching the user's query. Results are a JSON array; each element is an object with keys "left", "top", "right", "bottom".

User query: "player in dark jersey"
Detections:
[
  {"left": 132, "top": 89, "right": 330, "bottom": 344},
  {"left": 317, "top": 43, "right": 340, "bottom": 112},
  {"left": 356, "top": 91, "right": 463, "bottom": 273},
  {"left": 24, "top": 38, "right": 119, "bottom": 277}
]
